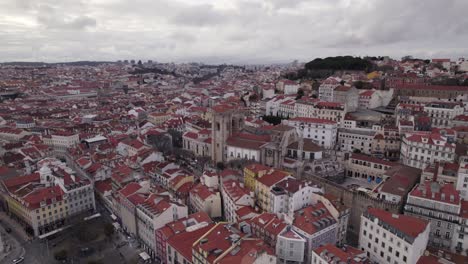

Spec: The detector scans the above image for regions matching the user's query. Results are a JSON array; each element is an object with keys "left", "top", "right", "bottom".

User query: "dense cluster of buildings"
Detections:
[{"left": 0, "top": 57, "right": 467, "bottom": 263}]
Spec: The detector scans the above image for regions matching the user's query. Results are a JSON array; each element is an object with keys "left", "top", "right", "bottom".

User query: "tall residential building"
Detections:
[
  {"left": 404, "top": 181, "right": 461, "bottom": 253},
  {"left": 269, "top": 178, "right": 323, "bottom": 217},
  {"left": 400, "top": 130, "right": 456, "bottom": 169},
  {"left": 276, "top": 227, "right": 307, "bottom": 264},
  {"left": 338, "top": 128, "right": 376, "bottom": 155},
  {"left": 359, "top": 208, "right": 429, "bottom": 264},
  {"left": 318, "top": 77, "right": 340, "bottom": 102},
  {"left": 456, "top": 156, "right": 468, "bottom": 201},
  {"left": 136, "top": 194, "right": 188, "bottom": 258},
  {"left": 221, "top": 179, "right": 254, "bottom": 223},
  {"left": 291, "top": 202, "right": 338, "bottom": 263},
  {"left": 424, "top": 101, "right": 464, "bottom": 128},
  {"left": 188, "top": 183, "right": 222, "bottom": 218}
]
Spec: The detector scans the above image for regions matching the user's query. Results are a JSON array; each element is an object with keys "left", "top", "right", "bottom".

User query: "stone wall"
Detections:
[{"left": 304, "top": 174, "right": 401, "bottom": 246}]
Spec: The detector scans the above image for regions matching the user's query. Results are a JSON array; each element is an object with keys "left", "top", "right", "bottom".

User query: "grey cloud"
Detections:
[
  {"left": 170, "top": 4, "right": 226, "bottom": 26},
  {"left": 0, "top": 0, "right": 468, "bottom": 63},
  {"left": 36, "top": 4, "right": 96, "bottom": 30}
]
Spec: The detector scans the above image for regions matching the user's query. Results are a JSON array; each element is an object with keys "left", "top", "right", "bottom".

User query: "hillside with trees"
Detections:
[{"left": 284, "top": 56, "right": 375, "bottom": 80}]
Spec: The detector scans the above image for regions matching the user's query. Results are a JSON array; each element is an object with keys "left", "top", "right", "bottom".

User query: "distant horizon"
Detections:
[{"left": 0, "top": 55, "right": 465, "bottom": 66}]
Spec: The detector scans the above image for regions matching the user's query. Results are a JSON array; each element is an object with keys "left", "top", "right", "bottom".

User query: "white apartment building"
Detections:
[
  {"left": 424, "top": 101, "right": 464, "bottom": 128},
  {"left": 265, "top": 95, "right": 294, "bottom": 116},
  {"left": 182, "top": 129, "right": 211, "bottom": 157},
  {"left": 276, "top": 228, "right": 306, "bottom": 264},
  {"left": 318, "top": 77, "right": 341, "bottom": 102},
  {"left": 283, "top": 117, "right": 337, "bottom": 149},
  {"left": 338, "top": 128, "right": 376, "bottom": 154},
  {"left": 0, "top": 127, "right": 30, "bottom": 141},
  {"left": 284, "top": 80, "right": 300, "bottom": 95},
  {"left": 189, "top": 183, "right": 222, "bottom": 218},
  {"left": 358, "top": 89, "right": 394, "bottom": 109},
  {"left": 359, "top": 208, "right": 430, "bottom": 264},
  {"left": 269, "top": 178, "right": 323, "bottom": 217},
  {"left": 404, "top": 181, "right": 468, "bottom": 255},
  {"left": 278, "top": 99, "right": 296, "bottom": 118},
  {"left": 400, "top": 131, "right": 456, "bottom": 169},
  {"left": 221, "top": 179, "right": 254, "bottom": 223},
  {"left": 292, "top": 202, "right": 338, "bottom": 263},
  {"left": 457, "top": 156, "right": 468, "bottom": 201},
  {"left": 225, "top": 133, "right": 269, "bottom": 162},
  {"left": 136, "top": 195, "right": 188, "bottom": 258},
  {"left": 295, "top": 100, "right": 347, "bottom": 125},
  {"left": 44, "top": 131, "right": 80, "bottom": 150},
  {"left": 315, "top": 195, "right": 351, "bottom": 246},
  {"left": 345, "top": 153, "right": 395, "bottom": 183},
  {"left": 1, "top": 158, "right": 95, "bottom": 237}
]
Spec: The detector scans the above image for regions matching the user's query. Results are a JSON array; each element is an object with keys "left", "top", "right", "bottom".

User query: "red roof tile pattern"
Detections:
[{"left": 366, "top": 207, "right": 428, "bottom": 239}]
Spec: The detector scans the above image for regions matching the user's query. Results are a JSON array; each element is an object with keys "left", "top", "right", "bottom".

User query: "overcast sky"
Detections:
[{"left": 1, "top": 0, "right": 468, "bottom": 64}]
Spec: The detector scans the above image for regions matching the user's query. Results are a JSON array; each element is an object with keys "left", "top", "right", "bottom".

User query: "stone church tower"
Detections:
[{"left": 211, "top": 105, "right": 245, "bottom": 163}]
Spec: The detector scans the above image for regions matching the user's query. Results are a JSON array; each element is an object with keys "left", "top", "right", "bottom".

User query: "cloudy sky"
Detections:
[{"left": 1, "top": 0, "right": 468, "bottom": 64}]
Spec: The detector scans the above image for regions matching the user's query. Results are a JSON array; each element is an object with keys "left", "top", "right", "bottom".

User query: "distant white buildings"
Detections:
[
  {"left": 318, "top": 77, "right": 341, "bottom": 102},
  {"left": 400, "top": 130, "right": 456, "bottom": 169},
  {"left": 358, "top": 89, "right": 394, "bottom": 109},
  {"left": 43, "top": 131, "right": 80, "bottom": 150},
  {"left": 424, "top": 101, "right": 464, "bottom": 128},
  {"left": 295, "top": 99, "right": 347, "bottom": 125},
  {"left": 283, "top": 117, "right": 338, "bottom": 149}
]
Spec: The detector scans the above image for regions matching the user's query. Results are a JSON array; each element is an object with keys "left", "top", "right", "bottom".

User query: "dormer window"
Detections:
[{"left": 40, "top": 201, "right": 46, "bottom": 207}]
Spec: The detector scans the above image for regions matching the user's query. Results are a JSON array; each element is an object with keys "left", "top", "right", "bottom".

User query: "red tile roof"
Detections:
[
  {"left": 119, "top": 182, "right": 142, "bottom": 197},
  {"left": 410, "top": 181, "right": 460, "bottom": 205},
  {"left": 23, "top": 185, "right": 65, "bottom": 209},
  {"left": 314, "top": 244, "right": 368, "bottom": 264},
  {"left": 167, "top": 224, "right": 215, "bottom": 261},
  {"left": 222, "top": 180, "right": 251, "bottom": 202},
  {"left": 366, "top": 207, "right": 428, "bottom": 239},
  {"left": 293, "top": 202, "right": 336, "bottom": 235},
  {"left": 94, "top": 179, "right": 112, "bottom": 194},
  {"left": 244, "top": 163, "right": 269, "bottom": 174},
  {"left": 257, "top": 170, "right": 290, "bottom": 187},
  {"left": 190, "top": 184, "right": 215, "bottom": 200},
  {"left": 3, "top": 173, "right": 40, "bottom": 192}
]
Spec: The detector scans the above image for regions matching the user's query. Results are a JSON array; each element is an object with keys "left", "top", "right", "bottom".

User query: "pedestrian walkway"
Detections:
[
  {"left": 0, "top": 211, "right": 31, "bottom": 242},
  {"left": 0, "top": 218, "right": 24, "bottom": 263}
]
